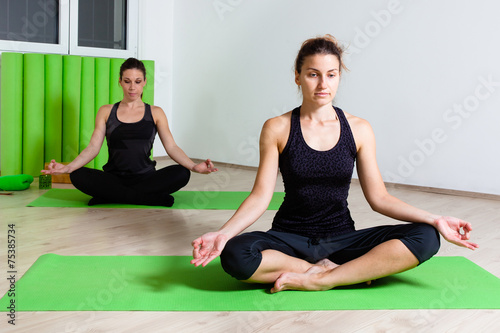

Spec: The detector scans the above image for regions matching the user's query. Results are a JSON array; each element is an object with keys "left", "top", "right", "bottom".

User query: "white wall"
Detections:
[{"left": 162, "top": 0, "right": 500, "bottom": 195}]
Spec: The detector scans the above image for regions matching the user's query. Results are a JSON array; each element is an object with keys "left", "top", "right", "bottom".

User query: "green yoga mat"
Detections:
[
  {"left": 1, "top": 255, "right": 499, "bottom": 311},
  {"left": 27, "top": 189, "right": 285, "bottom": 210}
]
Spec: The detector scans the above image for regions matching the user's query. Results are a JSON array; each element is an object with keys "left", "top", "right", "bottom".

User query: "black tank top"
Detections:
[
  {"left": 272, "top": 106, "right": 357, "bottom": 239},
  {"left": 103, "top": 102, "right": 157, "bottom": 177}
]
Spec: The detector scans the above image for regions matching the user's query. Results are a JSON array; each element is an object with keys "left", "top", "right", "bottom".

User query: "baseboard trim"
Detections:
[{"left": 379, "top": 180, "right": 500, "bottom": 201}]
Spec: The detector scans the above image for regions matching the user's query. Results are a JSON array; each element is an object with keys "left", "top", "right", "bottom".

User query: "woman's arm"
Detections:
[
  {"left": 41, "top": 105, "right": 110, "bottom": 174},
  {"left": 153, "top": 106, "right": 217, "bottom": 174},
  {"left": 191, "top": 116, "right": 286, "bottom": 266},
  {"left": 352, "top": 116, "right": 478, "bottom": 250}
]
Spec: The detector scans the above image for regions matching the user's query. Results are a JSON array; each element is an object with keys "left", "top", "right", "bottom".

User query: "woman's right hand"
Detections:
[
  {"left": 41, "top": 159, "right": 70, "bottom": 175},
  {"left": 190, "top": 231, "right": 229, "bottom": 267}
]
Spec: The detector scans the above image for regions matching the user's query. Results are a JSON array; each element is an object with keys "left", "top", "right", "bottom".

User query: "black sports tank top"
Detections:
[
  {"left": 272, "top": 106, "right": 357, "bottom": 239},
  {"left": 102, "top": 102, "right": 157, "bottom": 177}
]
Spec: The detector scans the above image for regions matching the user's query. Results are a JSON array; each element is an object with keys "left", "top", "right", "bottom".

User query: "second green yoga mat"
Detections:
[
  {"left": 1, "top": 255, "right": 499, "bottom": 311},
  {"left": 27, "top": 189, "right": 285, "bottom": 210}
]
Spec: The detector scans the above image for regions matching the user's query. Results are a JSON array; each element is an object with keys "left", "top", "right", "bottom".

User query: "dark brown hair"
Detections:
[
  {"left": 294, "top": 34, "right": 348, "bottom": 74},
  {"left": 120, "top": 58, "right": 147, "bottom": 80}
]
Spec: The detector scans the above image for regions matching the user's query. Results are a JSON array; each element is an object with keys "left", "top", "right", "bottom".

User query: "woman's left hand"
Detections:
[
  {"left": 434, "top": 216, "right": 479, "bottom": 250},
  {"left": 192, "top": 159, "right": 218, "bottom": 174}
]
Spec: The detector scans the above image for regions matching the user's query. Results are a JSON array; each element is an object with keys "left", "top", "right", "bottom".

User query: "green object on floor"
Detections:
[
  {"left": 27, "top": 188, "right": 285, "bottom": 210},
  {"left": 1, "top": 255, "right": 499, "bottom": 311},
  {"left": 0, "top": 174, "right": 34, "bottom": 191}
]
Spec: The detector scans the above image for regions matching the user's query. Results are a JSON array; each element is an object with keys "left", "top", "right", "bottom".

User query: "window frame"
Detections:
[
  {"left": 0, "top": 0, "right": 69, "bottom": 54},
  {"left": 0, "top": 0, "right": 138, "bottom": 57},
  {"left": 69, "top": 0, "right": 138, "bottom": 58}
]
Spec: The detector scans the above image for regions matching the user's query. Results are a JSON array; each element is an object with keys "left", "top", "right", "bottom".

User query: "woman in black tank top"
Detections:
[
  {"left": 42, "top": 58, "right": 218, "bottom": 207},
  {"left": 191, "top": 35, "right": 477, "bottom": 292}
]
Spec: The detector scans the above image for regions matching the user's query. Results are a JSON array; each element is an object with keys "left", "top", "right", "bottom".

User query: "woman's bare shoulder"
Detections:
[
  {"left": 149, "top": 105, "right": 168, "bottom": 124},
  {"left": 343, "top": 110, "right": 376, "bottom": 151},
  {"left": 149, "top": 104, "right": 163, "bottom": 112},
  {"left": 96, "top": 104, "right": 113, "bottom": 120},
  {"left": 98, "top": 104, "right": 114, "bottom": 112},
  {"left": 261, "top": 111, "right": 293, "bottom": 151},
  {"left": 343, "top": 110, "right": 372, "bottom": 133},
  {"left": 263, "top": 111, "right": 292, "bottom": 132}
]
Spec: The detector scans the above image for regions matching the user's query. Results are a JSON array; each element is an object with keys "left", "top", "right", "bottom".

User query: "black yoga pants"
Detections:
[
  {"left": 220, "top": 223, "right": 440, "bottom": 280},
  {"left": 69, "top": 165, "right": 190, "bottom": 206}
]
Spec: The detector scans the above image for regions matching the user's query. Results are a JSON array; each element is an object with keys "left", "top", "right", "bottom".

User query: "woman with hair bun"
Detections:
[
  {"left": 191, "top": 35, "right": 477, "bottom": 292},
  {"left": 42, "top": 58, "right": 217, "bottom": 207}
]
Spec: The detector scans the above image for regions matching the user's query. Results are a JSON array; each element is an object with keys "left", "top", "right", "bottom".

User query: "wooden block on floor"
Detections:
[{"left": 44, "top": 162, "right": 72, "bottom": 184}]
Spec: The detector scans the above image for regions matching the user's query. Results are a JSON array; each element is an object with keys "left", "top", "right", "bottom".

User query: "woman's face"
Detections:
[
  {"left": 295, "top": 54, "right": 340, "bottom": 107},
  {"left": 120, "top": 68, "right": 146, "bottom": 100}
]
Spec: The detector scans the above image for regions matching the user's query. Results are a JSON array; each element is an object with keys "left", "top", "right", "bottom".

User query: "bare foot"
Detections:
[
  {"left": 271, "top": 272, "right": 307, "bottom": 293},
  {"left": 306, "top": 258, "right": 339, "bottom": 274},
  {"left": 313, "top": 259, "right": 373, "bottom": 286},
  {"left": 271, "top": 272, "right": 330, "bottom": 293}
]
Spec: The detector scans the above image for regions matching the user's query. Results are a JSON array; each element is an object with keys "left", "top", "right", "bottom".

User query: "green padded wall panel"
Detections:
[
  {"left": 109, "top": 58, "right": 124, "bottom": 105},
  {"left": 94, "top": 57, "right": 110, "bottom": 170},
  {"left": 142, "top": 60, "right": 155, "bottom": 106},
  {"left": 80, "top": 57, "right": 95, "bottom": 168},
  {"left": 0, "top": 53, "right": 24, "bottom": 175},
  {"left": 44, "top": 54, "right": 63, "bottom": 164},
  {"left": 23, "top": 53, "right": 45, "bottom": 176},
  {"left": 62, "top": 55, "right": 82, "bottom": 162}
]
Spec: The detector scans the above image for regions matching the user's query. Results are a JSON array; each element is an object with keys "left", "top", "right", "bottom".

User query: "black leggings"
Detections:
[
  {"left": 220, "top": 223, "right": 440, "bottom": 280},
  {"left": 69, "top": 165, "right": 190, "bottom": 206}
]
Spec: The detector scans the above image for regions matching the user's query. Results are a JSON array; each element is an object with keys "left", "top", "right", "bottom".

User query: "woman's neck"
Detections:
[
  {"left": 300, "top": 101, "right": 336, "bottom": 121},
  {"left": 120, "top": 98, "right": 144, "bottom": 109}
]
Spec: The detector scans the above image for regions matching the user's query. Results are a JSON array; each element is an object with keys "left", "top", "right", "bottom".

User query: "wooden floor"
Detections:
[{"left": 1, "top": 159, "right": 499, "bottom": 332}]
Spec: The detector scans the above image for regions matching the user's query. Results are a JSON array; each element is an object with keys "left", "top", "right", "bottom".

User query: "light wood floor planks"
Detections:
[{"left": 1, "top": 158, "right": 499, "bottom": 332}]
